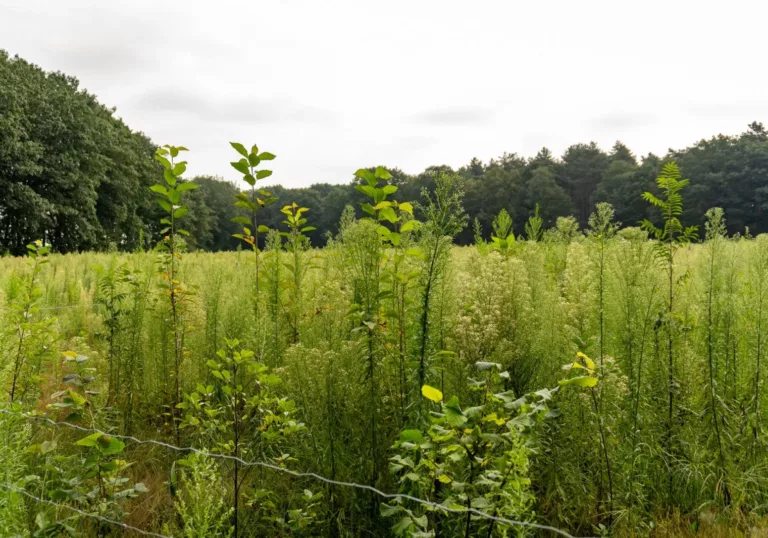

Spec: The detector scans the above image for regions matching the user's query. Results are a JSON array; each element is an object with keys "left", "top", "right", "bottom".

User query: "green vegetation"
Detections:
[
  {"left": 5, "top": 52, "right": 768, "bottom": 255},
  {"left": 2, "top": 147, "right": 768, "bottom": 536},
  {"left": 5, "top": 51, "right": 768, "bottom": 537}
]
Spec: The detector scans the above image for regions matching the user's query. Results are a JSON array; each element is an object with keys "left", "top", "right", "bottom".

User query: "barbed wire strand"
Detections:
[
  {"left": 0, "top": 482, "right": 170, "bottom": 538},
  {"left": 0, "top": 408, "right": 581, "bottom": 538}
]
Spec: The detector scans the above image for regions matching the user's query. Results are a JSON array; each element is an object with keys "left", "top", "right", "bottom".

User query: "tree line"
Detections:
[{"left": 3, "top": 49, "right": 768, "bottom": 254}]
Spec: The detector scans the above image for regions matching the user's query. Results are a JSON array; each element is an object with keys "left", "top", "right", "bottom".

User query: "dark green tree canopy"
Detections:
[
  {"left": 0, "top": 51, "right": 164, "bottom": 255},
  {"left": 4, "top": 50, "right": 768, "bottom": 252}
]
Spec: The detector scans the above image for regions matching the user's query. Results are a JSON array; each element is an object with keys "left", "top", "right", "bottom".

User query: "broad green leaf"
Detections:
[
  {"left": 265, "top": 373, "right": 282, "bottom": 386},
  {"left": 97, "top": 435, "right": 125, "bottom": 455},
  {"left": 378, "top": 206, "right": 398, "bottom": 223},
  {"left": 380, "top": 503, "right": 400, "bottom": 517},
  {"left": 167, "top": 188, "right": 181, "bottom": 204},
  {"left": 231, "top": 216, "right": 252, "bottom": 225},
  {"left": 377, "top": 225, "right": 392, "bottom": 238},
  {"left": 172, "top": 162, "right": 187, "bottom": 176},
  {"left": 154, "top": 154, "right": 171, "bottom": 169},
  {"left": 444, "top": 396, "right": 467, "bottom": 427},
  {"left": 399, "top": 429, "right": 424, "bottom": 443},
  {"left": 235, "top": 199, "right": 258, "bottom": 212},
  {"left": 375, "top": 166, "right": 392, "bottom": 180},
  {"left": 163, "top": 169, "right": 177, "bottom": 187},
  {"left": 559, "top": 375, "right": 598, "bottom": 388},
  {"left": 48, "top": 490, "right": 69, "bottom": 501},
  {"left": 393, "top": 517, "right": 413, "bottom": 535},
  {"left": 355, "top": 168, "right": 376, "bottom": 186},
  {"left": 256, "top": 170, "right": 272, "bottom": 180},
  {"left": 412, "top": 514, "right": 428, "bottom": 529},
  {"left": 173, "top": 206, "right": 188, "bottom": 219},
  {"left": 230, "top": 142, "right": 248, "bottom": 157},
  {"left": 149, "top": 185, "right": 167, "bottom": 195},
  {"left": 76, "top": 433, "right": 102, "bottom": 447},
  {"left": 355, "top": 185, "right": 376, "bottom": 197},
  {"left": 176, "top": 182, "right": 198, "bottom": 192},
  {"left": 231, "top": 160, "right": 250, "bottom": 175},
  {"left": 258, "top": 152, "right": 276, "bottom": 160}
]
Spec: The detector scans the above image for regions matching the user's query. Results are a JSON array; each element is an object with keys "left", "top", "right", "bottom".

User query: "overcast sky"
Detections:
[{"left": 3, "top": 0, "right": 767, "bottom": 188}]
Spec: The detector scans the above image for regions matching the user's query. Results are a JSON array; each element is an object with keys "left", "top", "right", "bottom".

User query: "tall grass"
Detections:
[{"left": 3, "top": 193, "right": 768, "bottom": 536}]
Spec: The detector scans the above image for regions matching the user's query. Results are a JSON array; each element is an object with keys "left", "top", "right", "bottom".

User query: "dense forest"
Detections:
[{"left": 3, "top": 50, "right": 768, "bottom": 256}]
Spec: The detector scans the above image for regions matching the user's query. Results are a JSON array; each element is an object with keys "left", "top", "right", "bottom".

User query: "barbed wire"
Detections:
[
  {"left": 0, "top": 482, "right": 170, "bottom": 538},
  {"left": 0, "top": 408, "right": 582, "bottom": 538}
]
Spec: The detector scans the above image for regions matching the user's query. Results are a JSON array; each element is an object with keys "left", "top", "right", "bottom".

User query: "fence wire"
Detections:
[
  {"left": 0, "top": 408, "right": 583, "bottom": 538},
  {"left": 0, "top": 482, "right": 170, "bottom": 537}
]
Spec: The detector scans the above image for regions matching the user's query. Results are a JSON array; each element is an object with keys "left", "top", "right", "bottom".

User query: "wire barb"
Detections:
[{"left": 0, "top": 408, "right": 580, "bottom": 538}]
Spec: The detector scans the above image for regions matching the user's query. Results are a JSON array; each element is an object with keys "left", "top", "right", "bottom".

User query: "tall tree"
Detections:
[
  {"left": 595, "top": 150, "right": 659, "bottom": 227},
  {"left": 459, "top": 157, "right": 485, "bottom": 179},
  {"left": 190, "top": 176, "right": 241, "bottom": 251},
  {"left": 0, "top": 51, "right": 160, "bottom": 254},
  {"left": 560, "top": 142, "right": 610, "bottom": 227},
  {"left": 524, "top": 166, "right": 574, "bottom": 227},
  {"left": 461, "top": 160, "right": 524, "bottom": 242},
  {"left": 674, "top": 123, "right": 768, "bottom": 235}
]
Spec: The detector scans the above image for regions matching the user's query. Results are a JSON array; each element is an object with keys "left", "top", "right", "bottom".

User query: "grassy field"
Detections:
[{"left": 2, "top": 208, "right": 768, "bottom": 537}]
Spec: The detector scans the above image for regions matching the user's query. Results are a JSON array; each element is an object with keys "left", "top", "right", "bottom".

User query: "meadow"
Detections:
[{"left": 2, "top": 153, "right": 768, "bottom": 538}]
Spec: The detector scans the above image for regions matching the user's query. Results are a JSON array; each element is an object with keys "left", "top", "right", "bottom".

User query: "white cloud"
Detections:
[{"left": 2, "top": 0, "right": 766, "bottom": 187}]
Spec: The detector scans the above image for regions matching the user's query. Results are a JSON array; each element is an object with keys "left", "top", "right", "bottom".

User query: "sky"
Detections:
[{"left": 3, "top": 0, "right": 768, "bottom": 188}]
